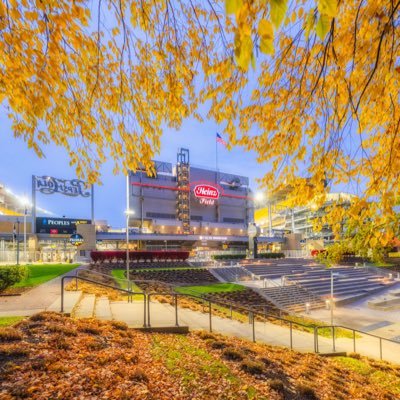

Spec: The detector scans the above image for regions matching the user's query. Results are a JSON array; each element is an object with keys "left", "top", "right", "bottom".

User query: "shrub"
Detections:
[
  {"left": 111, "top": 321, "right": 128, "bottom": 331},
  {"left": 130, "top": 368, "right": 149, "bottom": 383},
  {"left": 222, "top": 348, "right": 244, "bottom": 361},
  {"left": 296, "top": 384, "right": 318, "bottom": 400},
  {"left": 0, "top": 327, "right": 23, "bottom": 342},
  {"left": 257, "top": 253, "right": 285, "bottom": 259},
  {"left": 0, "top": 265, "right": 27, "bottom": 292},
  {"left": 269, "top": 379, "right": 285, "bottom": 392},
  {"left": 212, "top": 254, "right": 246, "bottom": 260},
  {"left": 241, "top": 360, "right": 264, "bottom": 375},
  {"left": 210, "top": 340, "right": 227, "bottom": 349}
]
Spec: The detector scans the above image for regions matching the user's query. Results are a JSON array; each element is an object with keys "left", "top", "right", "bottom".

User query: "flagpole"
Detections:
[{"left": 215, "top": 134, "right": 218, "bottom": 172}]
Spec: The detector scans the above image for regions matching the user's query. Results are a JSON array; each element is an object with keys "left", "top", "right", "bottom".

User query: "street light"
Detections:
[
  {"left": 125, "top": 208, "right": 135, "bottom": 281},
  {"left": 330, "top": 270, "right": 340, "bottom": 325},
  {"left": 21, "top": 197, "right": 29, "bottom": 263}
]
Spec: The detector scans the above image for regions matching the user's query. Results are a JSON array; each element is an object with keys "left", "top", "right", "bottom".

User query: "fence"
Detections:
[
  {"left": 0, "top": 249, "right": 77, "bottom": 264},
  {"left": 60, "top": 274, "right": 400, "bottom": 363}
]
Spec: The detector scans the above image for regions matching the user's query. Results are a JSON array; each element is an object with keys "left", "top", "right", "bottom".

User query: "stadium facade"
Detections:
[{"left": 126, "top": 148, "right": 254, "bottom": 253}]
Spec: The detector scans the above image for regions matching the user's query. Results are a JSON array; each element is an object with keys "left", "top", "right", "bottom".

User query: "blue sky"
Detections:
[{"left": 1, "top": 114, "right": 265, "bottom": 227}]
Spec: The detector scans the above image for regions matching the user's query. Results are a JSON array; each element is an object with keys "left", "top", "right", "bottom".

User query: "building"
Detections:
[
  {"left": 126, "top": 148, "right": 253, "bottom": 253},
  {"left": 255, "top": 192, "right": 354, "bottom": 252}
]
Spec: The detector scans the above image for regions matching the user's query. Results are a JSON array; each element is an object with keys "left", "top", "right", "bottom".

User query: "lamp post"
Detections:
[
  {"left": 21, "top": 197, "right": 28, "bottom": 263},
  {"left": 125, "top": 173, "right": 135, "bottom": 282},
  {"left": 330, "top": 270, "right": 339, "bottom": 325},
  {"left": 16, "top": 219, "right": 20, "bottom": 265}
]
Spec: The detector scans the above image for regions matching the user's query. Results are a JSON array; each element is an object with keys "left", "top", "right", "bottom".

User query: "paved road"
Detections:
[{"left": 0, "top": 267, "right": 80, "bottom": 316}]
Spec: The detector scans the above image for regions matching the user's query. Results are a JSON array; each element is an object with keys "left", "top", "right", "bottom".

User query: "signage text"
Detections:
[{"left": 35, "top": 176, "right": 90, "bottom": 198}]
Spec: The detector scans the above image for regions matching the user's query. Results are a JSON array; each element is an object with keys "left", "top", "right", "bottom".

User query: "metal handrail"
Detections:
[
  {"left": 60, "top": 275, "right": 147, "bottom": 327},
  {"left": 60, "top": 275, "right": 400, "bottom": 361},
  {"left": 314, "top": 324, "right": 400, "bottom": 359}
]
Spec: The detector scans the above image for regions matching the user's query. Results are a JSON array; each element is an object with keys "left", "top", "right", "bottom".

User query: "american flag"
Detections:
[{"left": 216, "top": 133, "right": 227, "bottom": 147}]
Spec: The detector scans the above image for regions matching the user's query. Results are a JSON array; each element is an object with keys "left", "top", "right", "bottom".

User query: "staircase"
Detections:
[
  {"left": 258, "top": 285, "right": 326, "bottom": 314},
  {"left": 47, "top": 291, "right": 154, "bottom": 328}
]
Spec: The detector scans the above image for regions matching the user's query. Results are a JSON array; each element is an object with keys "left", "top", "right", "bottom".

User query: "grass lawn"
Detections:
[
  {"left": 174, "top": 283, "right": 245, "bottom": 296},
  {"left": 111, "top": 269, "right": 144, "bottom": 299},
  {"left": 0, "top": 316, "right": 25, "bottom": 326},
  {"left": 12, "top": 264, "right": 79, "bottom": 288}
]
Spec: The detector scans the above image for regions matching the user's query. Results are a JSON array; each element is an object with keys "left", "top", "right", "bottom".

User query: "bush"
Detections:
[
  {"left": 0, "top": 265, "right": 27, "bottom": 292},
  {"left": 269, "top": 379, "right": 285, "bottom": 392},
  {"left": 296, "top": 384, "right": 318, "bottom": 400},
  {"left": 222, "top": 348, "right": 244, "bottom": 361},
  {"left": 240, "top": 360, "right": 264, "bottom": 375},
  {"left": 257, "top": 253, "right": 285, "bottom": 259},
  {"left": 212, "top": 254, "right": 246, "bottom": 260}
]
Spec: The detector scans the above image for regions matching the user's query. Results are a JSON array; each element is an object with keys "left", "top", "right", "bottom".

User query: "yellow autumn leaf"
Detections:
[
  {"left": 318, "top": 0, "right": 338, "bottom": 18},
  {"left": 270, "top": 0, "right": 288, "bottom": 28}
]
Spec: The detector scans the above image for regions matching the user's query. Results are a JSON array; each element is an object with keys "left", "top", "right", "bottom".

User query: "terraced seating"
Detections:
[
  {"left": 212, "top": 267, "right": 253, "bottom": 282},
  {"left": 129, "top": 268, "right": 218, "bottom": 286},
  {"left": 285, "top": 267, "right": 395, "bottom": 304},
  {"left": 259, "top": 285, "right": 326, "bottom": 314},
  {"left": 243, "top": 263, "right": 307, "bottom": 279},
  {"left": 206, "top": 288, "right": 280, "bottom": 315}
]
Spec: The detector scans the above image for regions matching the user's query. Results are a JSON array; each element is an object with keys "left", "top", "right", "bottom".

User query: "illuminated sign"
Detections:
[
  {"left": 193, "top": 184, "right": 219, "bottom": 205},
  {"left": 199, "top": 236, "right": 228, "bottom": 241},
  {"left": 36, "top": 217, "right": 91, "bottom": 234},
  {"left": 70, "top": 233, "right": 84, "bottom": 246},
  {"left": 34, "top": 176, "right": 90, "bottom": 198}
]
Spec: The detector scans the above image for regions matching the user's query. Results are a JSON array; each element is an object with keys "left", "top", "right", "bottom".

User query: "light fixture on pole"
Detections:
[
  {"left": 125, "top": 208, "right": 135, "bottom": 281},
  {"left": 330, "top": 270, "right": 340, "bottom": 325},
  {"left": 21, "top": 197, "right": 29, "bottom": 263},
  {"left": 125, "top": 172, "right": 134, "bottom": 283}
]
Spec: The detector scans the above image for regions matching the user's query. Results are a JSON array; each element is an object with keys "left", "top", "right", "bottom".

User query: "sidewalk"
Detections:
[{"left": 0, "top": 267, "right": 80, "bottom": 316}]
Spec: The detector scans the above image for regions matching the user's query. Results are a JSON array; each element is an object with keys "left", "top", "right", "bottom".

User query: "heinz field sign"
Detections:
[{"left": 193, "top": 184, "right": 219, "bottom": 205}]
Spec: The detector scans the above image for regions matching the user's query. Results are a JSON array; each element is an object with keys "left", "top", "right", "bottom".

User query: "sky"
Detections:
[{"left": 1, "top": 114, "right": 266, "bottom": 227}]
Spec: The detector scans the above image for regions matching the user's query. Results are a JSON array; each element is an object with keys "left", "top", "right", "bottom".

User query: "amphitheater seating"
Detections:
[
  {"left": 285, "top": 267, "right": 395, "bottom": 304},
  {"left": 212, "top": 266, "right": 253, "bottom": 282},
  {"left": 259, "top": 285, "right": 326, "bottom": 314},
  {"left": 129, "top": 268, "right": 218, "bottom": 286},
  {"left": 243, "top": 263, "right": 308, "bottom": 279},
  {"left": 206, "top": 288, "right": 280, "bottom": 315}
]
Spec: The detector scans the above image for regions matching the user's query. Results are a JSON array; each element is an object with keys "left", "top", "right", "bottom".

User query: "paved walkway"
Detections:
[
  {"left": 114, "top": 300, "right": 400, "bottom": 364},
  {"left": 0, "top": 267, "right": 80, "bottom": 316}
]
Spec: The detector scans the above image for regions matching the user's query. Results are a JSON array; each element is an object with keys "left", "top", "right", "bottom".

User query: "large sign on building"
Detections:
[
  {"left": 34, "top": 176, "right": 91, "bottom": 198},
  {"left": 193, "top": 184, "right": 219, "bottom": 205},
  {"left": 36, "top": 217, "right": 91, "bottom": 234}
]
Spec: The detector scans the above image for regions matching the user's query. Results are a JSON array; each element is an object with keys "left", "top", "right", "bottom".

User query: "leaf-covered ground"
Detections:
[{"left": 0, "top": 313, "right": 399, "bottom": 399}]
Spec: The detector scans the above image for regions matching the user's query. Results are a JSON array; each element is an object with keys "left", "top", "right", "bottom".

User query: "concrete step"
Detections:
[
  {"left": 73, "top": 294, "right": 96, "bottom": 318},
  {"left": 47, "top": 291, "right": 82, "bottom": 315},
  {"left": 94, "top": 296, "right": 113, "bottom": 321},
  {"left": 110, "top": 301, "right": 147, "bottom": 328}
]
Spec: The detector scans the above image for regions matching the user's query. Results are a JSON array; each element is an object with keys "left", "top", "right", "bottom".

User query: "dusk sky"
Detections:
[{"left": 1, "top": 113, "right": 265, "bottom": 227}]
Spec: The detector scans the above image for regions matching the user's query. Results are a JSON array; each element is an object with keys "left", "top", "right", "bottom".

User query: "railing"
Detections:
[
  {"left": 60, "top": 275, "right": 147, "bottom": 327},
  {"left": 60, "top": 274, "right": 400, "bottom": 363},
  {"left": 314, "top": 325, "right": 400, "bottom": 360},
  {"left": 363, "top": 264, "right": 400, "bottom": 280}
]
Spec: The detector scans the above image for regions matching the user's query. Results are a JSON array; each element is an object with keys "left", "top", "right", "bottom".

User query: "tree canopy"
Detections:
[{"left": 1, "top": 0, "right": 399, "bottom": 254}]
